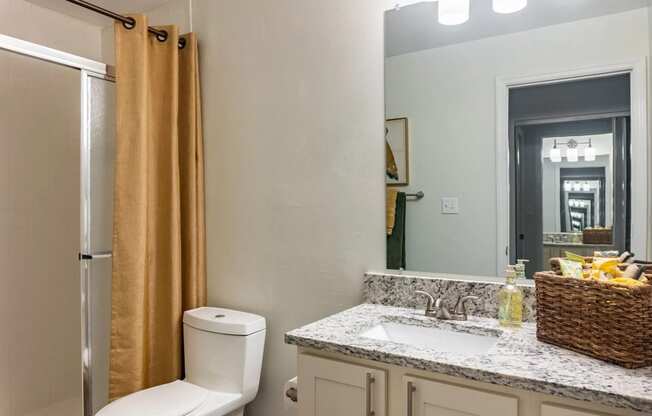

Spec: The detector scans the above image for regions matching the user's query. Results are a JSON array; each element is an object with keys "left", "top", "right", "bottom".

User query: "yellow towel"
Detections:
[{"left": 386, "top": 187, "right": 399, "bottom": 235}]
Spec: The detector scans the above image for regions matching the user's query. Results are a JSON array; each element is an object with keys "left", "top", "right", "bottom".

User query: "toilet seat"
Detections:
[
  {"left": 97, "top": 380, "right": 244, "bottom": 416},
  {"left": 97, "top": 380, "right": 209, "bottom": 416}
]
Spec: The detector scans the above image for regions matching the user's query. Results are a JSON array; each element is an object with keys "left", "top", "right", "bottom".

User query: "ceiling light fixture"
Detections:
[
  {"left": 438, "top": 0, "right": 470, "bottom": 25},
  {"left": 493, "top": 0, "right": 527, "bottom": 14}
]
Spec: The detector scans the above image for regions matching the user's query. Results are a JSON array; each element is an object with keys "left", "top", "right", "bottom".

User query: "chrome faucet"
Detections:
[
  {"left": 452, "top": 295, "right": 481, "bottom": 321},
  {"left": 415, "top": 291, "right": 480, "bottom": 321},
  {"left": 415, "top": 290, "right": 450, "bottom": 319}
]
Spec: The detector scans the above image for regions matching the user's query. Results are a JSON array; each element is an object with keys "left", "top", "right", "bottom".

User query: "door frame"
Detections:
[
  {"left": 495, "top": 60, "right": 648, "bottom": 276},
  {"left": 0, "top": 33, "right": 108, "bottom": 74}
]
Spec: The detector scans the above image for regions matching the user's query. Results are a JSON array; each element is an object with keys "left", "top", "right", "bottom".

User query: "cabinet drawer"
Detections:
[
  {"left": 298, "top": 354, "right": 387, "bottom": 416},
  {"left": 404, "top": 376, "right": 518, "bottom": 416}
]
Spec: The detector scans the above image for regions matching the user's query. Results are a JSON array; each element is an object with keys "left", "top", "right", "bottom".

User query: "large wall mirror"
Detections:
[{"left": 384, "top": 0, "right": 649, "bottom": 278}]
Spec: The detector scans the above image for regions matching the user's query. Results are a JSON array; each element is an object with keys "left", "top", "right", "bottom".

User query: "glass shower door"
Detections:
[
  {"left": 0, "top": 48, "right": 83, "bottom": 416},
  {"left": 80, "top": 72, "right": 115, "bottom": 416}
]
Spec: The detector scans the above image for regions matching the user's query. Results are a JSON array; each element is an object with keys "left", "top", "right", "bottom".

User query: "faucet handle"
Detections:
[
  {"left": 415, "top": 290, "right": 435, "bottom": 312},
  {"left": 454, "top": 295, "right": 480, "bottom": 318},
  {"left": 434, "top": 298, "right": 452, "bottom": 320}
]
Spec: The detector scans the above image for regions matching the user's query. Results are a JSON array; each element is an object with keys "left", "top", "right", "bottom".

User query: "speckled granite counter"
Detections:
[
  {"left": 364, "top": 271, "right": 537, "bottom": 321},
  {"left": 285, "top": 303, "right": 652, "bottom": 413}
]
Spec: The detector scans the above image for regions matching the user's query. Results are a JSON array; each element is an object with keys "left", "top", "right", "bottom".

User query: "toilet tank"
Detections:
[{"left": 183, "top": 307, "right": 266, "bottom": 402}]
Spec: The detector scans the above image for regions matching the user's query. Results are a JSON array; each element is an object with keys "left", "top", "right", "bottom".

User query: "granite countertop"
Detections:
[
  {"left": 542, "top": 242, "right": 614, "bottom": 247},
  {"left": 285, "top": 303, "right": 652, "bottom": 413}
]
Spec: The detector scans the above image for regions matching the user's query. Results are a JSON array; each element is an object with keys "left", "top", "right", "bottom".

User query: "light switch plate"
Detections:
[{"left": 441, "top": 197, "right": 459, "bottom": 214}]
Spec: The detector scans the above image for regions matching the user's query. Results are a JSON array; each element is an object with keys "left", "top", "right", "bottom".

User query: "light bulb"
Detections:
[
  {"left": 550, "top": 147, "right": 561, "bottom": 163},
  {"left": 493, "top": 0, "right": 527, "bottom": 14},
  {"left": 438, "top": 0, "right": 470, "bottom": 25},
  {"left": 564, "top": 182, "right": 572, "bottom": 192},
  {"left": 566, "top": 148, "right": 578, "bottom": 162},
  {"left": 584, "top": 145, "right": 596, "bottom": 162},
  {"left": 582, "top": 182, "right": 591, "bottom": 192}
]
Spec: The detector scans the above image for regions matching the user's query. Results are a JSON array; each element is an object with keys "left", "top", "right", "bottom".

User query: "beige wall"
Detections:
[
  {"left": 192, "top": 1, "right": 386, "bottom": 415},
  {"left": 100, "top": 0, "right": 191, "bottom": 65},
  {"left": 0, "top": 0, "right": 102, "bottom": 61}
]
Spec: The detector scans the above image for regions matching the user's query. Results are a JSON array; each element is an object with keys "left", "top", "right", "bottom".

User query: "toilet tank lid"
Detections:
[{"left": 184, "top": 307, "right": 266, "bottom": 335}]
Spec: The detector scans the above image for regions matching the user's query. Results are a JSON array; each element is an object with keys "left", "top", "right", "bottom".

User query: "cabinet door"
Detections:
[
  {"left": 298, "top": 354, "right": 387, "bottom": 416},
  {"left": 404, "top": 376, "right": 518, "bottom": 416},
  {"left": 541, "top": 404, "right": 602, "bottom": 416}
]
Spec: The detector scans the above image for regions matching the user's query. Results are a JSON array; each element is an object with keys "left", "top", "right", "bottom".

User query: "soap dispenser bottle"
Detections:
[
  {"left": 515, "top": 259, "right": 530, "bottom": 279},
  {"left": 498, "top": 265, "right": 523, "bottom": 327}
]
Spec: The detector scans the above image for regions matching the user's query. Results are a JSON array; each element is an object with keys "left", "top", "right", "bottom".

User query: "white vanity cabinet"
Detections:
[
  {"left": 541, "top": 404, "right": 603, "bottom": 416},
  {"left": 297, "top": 352, "right": 642, "bottom": 416},
  {"left": 298, "top": 354, "right": 387, "bottom": 416},
  {"left": 403, "top": 376, "right": 518, "bottom": 416}
]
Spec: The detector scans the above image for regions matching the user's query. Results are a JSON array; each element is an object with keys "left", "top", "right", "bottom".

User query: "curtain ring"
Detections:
[
  {"left": 178, "top": 37, "right": 187, "bottom": 49},
  {"left": 122, "top": 17, "right": 136, "bottom": 30},
  {"left": 156, "top": 30, "right": 168, "bottom": 42}
]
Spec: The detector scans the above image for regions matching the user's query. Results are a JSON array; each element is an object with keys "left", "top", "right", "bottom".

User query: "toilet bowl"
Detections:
[{"left": 97, "top": 307, "right": 266, "bottom": 416}]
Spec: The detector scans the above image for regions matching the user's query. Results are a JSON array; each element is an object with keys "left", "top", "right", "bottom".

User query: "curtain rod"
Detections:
[{"left": 65, "top": 0, "right": 186, "bottom": 49}]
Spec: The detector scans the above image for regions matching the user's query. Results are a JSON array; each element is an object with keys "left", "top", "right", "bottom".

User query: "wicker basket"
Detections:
[{"left": 534, "top": 271, "right": 652, "bottom": 368}]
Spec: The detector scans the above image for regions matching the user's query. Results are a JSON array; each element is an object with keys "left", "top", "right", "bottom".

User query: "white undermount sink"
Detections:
[{"left": 359, "top": 322, "right": 499, "bottom": 355}]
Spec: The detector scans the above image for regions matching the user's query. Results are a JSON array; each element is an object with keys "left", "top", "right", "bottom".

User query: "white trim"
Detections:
[
  {"left": 495, "top": 60, "right": 649, "bottom": 276},
  {"left": 0, "top": 33, "right": 107, "bottom": 75}
]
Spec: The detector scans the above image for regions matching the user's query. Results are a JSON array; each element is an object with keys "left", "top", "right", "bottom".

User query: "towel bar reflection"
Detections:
[
  {"left": 407, "top": 191, "right": 425, "bottom": 200},
  {"left": 78, "top": 252, "right": 112, "bottom": 260}
]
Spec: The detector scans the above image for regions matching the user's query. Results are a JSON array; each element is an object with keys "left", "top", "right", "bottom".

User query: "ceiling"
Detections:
[
  {"left": 26, "top": 0, "right": 172, "bottom": 26},
  {"left": 385, "top": 0, "right": 649, "bottom": 57}
]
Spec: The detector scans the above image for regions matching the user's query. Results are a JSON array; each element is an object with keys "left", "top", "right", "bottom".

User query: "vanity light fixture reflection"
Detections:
[
  {"left": 438, "top": 0, "right": 470, "bottom": 25},
  {"left": 566, "top": 147, "right": 579, "bottom": 162},
  {"left": 389, "top": 0, "right": 528, "bottom": 26},
  {"left": 550, "top": 140, "right": 562, "bottom": 162},
  {"left": 584, "top": 139, "right": 596, "bottom": 162},
  {"left": 493, "top": 0, "right": 527, "bottom": 14}
]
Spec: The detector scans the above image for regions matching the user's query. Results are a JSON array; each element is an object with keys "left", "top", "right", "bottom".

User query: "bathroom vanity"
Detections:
[{"left": 285, "top": 274, "right": 652, "bottom": 416}]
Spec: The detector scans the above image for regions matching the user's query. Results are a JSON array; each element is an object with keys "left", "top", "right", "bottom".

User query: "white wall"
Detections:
[
  {"left": 385, "top": 8, "right": 650, "bottom": 276},
  {"left": 0, "top": 0, "right": 103, "bottom": 60},
  {"left": 100, "top": 0, "right": 191, "bottom": 65},
  {"left": 192, "top": 1, "right": 385, "bottom": 415}
]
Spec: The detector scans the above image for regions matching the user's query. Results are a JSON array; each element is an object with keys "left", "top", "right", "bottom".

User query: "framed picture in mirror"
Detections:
[{"left": 385, "top": 117, "right": 409, "bottom": 186}]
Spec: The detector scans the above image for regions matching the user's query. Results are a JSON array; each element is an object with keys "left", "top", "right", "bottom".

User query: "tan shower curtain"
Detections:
[{"left": 110, "top": 15, "right": 206, "bottom": 401}]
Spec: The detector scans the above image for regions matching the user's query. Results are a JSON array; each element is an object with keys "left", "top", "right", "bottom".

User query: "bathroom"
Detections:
[{"left": 0, "top": 0, "right": 650, "bottom": 415}]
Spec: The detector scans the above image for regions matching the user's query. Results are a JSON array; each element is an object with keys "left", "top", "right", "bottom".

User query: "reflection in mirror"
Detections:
[{"left": 384, "top": 0, "right": 648, "bottom": 278}]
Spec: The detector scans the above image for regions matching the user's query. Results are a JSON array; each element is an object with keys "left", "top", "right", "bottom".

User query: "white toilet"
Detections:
[{"left": 98, "top": 307, "right": 266, "bottom": 416}]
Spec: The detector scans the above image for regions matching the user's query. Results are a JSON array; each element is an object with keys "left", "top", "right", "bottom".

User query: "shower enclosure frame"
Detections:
[{"left": 0, "top": 33, "right": 113, "bottom": 416}]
